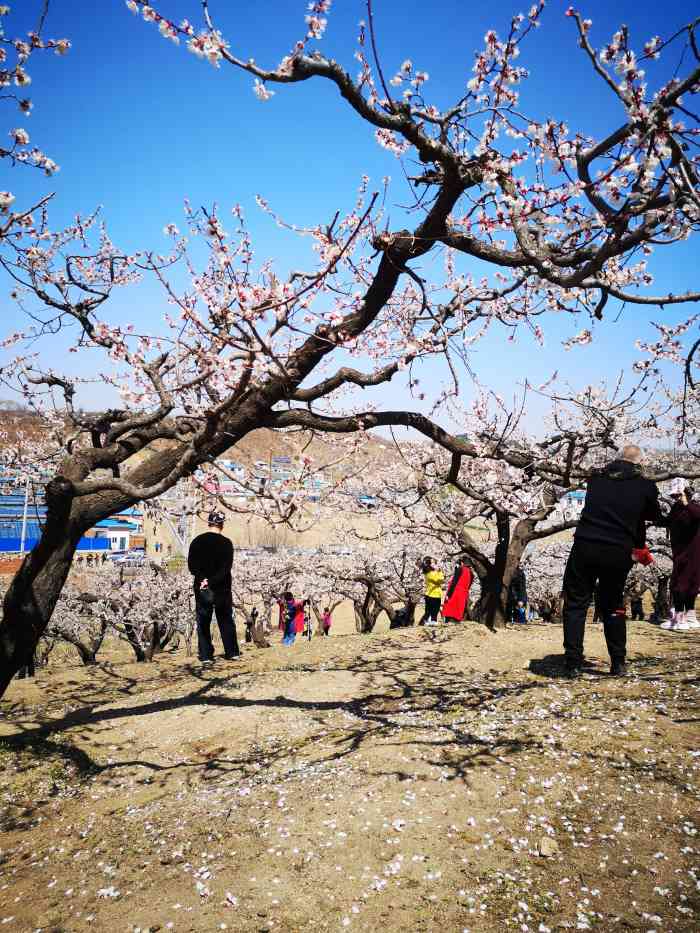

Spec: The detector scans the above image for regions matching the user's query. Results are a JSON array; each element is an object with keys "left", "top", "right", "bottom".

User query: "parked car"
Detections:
[{"left": 113, "top": 554, "right": 146, "bottom": 568}]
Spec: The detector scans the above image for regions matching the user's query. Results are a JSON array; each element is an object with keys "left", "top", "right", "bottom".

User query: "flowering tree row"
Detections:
[
  {"left": 38, "top": 564, "right": 194, "bottom": 665},
  {"left": 334, "top": 379, "right": 696, "bottom": 626},
  {"left": 27, "top": 524, "right": 678, "bottom": 675}
]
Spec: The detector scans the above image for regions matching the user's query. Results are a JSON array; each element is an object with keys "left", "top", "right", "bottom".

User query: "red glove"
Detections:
[{"left": 632, "top": 547, "right": 654, "bottom": 566}]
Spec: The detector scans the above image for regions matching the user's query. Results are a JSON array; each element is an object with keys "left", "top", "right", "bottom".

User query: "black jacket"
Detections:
[
  {"left": 508, "top": 567, "right": 527, "bottom": 606},
  {"left": 575, "top": 459, "right": 663, "bottom": 551},
  {"left": 187, "top": 531, "right": 233, "bottom": 592}
]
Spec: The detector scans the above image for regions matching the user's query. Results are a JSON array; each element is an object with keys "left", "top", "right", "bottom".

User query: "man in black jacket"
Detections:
[
  {"left": 507, "top": 566, "right": 528, "bottom": 623},
  {"left": 562, "top": 445, "right": 663, "bottom": 677},
  {"left": 187, "top": 510, "right": 240, "bottom": 664}
]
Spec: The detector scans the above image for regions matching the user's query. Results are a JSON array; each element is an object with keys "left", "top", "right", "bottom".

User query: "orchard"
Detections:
[{"left": 0, "top": 2, "right": 699, "bottom": 930}]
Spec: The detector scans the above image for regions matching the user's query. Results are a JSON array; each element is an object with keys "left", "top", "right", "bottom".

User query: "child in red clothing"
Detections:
[{"left": 322, "top": 607, "right": 332, "bottom": 636}]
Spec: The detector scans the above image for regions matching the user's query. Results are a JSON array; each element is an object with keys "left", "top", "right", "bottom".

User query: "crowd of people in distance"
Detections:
[
  {"left": 74, "top": 552, "right": 110, "bottom": 567},
  {"left": 186, "top": 510, "right": 335, "bottom": 664},
  {"left": 184, "top": 445, "right": 700, "bottom": 677},
  {"left": 416, "top": 555, "right": 529, "bottom": 628},
  {"left": 411, "top": 448, "right": 699, "bottom": 678},
  {"left": 276, "top": 594, "right": 333, "bottom": 645}
]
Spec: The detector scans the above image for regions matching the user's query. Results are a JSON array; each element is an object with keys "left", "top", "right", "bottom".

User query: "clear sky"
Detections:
[{"left": 2, "top": 0, "right": 698, "bottom": 428}]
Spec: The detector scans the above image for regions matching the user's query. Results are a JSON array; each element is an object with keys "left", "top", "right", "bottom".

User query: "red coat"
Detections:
[
  {"left": 294, "top": 604, "right": 305, "bottom": 634},
  {"left": 669, "top": 501, "right": 700, "bottom": 596},
  {"left": 442, "top": 565, "right": 472, "bottom": 620}
]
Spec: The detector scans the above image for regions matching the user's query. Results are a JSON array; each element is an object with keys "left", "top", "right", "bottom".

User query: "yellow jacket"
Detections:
[{"left": 424, "top": 569, "right": 444, "bottom": 598}]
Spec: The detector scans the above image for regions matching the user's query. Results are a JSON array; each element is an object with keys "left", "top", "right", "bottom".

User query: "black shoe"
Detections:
[
  {"left": 223, "top": 653, "right": 241, "bottom": 661},
  {"left": 562, "top": 665, "right": 582, "bottom": 679},
  {"left": 201, "top": 658, "right": 214, "bottom": 666},
  {"left": 610, "top": 661, "right": 628, "bottom": 677}
]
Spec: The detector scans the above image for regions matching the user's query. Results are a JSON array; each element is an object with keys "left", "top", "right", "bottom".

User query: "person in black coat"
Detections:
[
  {"left": 507, "top": 567, "right": 527, "bottom": 623},
  {"left": 663, "top": 483, "right": 700, "bottom": 630},
  {"left": 562, "top": 445, "right": 664, "bottom": 678},
  {"left": 187, "top": 510, "right": 240, "bottom": 664}
]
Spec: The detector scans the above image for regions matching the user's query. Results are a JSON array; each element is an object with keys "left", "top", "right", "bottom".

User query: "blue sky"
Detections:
[{"left": 2, "top": 0, "right": 698, "bottom": 427}]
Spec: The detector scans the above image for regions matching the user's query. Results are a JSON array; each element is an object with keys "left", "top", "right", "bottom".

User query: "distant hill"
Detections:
[
  {"left": 0, "top": 409, "right": 47, "bottom": 445},
  {"left": 231, "top": 427, "right": 396, "bottom": 474},
  {"left": 0, "top": 411, "right": 398, "bottom": 478}
]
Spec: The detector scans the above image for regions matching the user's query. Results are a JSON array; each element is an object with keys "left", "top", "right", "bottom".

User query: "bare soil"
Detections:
[{"left": 1, "top": 619, "right": 699, "bottom": 932}]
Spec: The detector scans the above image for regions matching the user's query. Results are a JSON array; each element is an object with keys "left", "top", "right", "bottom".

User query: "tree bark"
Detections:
[
  {"left": 478, "top": 511, "right": 512, "bottom": 630},
  {"left": 73, "top": 642, "right": 99, "bottom": 665},
  {"left": 0, "top": 479, "right": 80, "bottom": 695},
  {"left": 353, "top": 593, "right": 382, "bottom": 633},
  {"left": 653, "top": 575, "right": 671, "bottom": 622},
  {"left": 470, "top": 513, "right": 538, "bottom": 630},
  {"left": 123, "top": 622, "right": 147, "bottom": 662}
]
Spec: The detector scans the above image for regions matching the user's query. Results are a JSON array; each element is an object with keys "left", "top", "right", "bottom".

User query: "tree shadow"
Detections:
[
  {"left": 4, "top": 638, "right": 697, "bottom": 797},
  {"left": 0, "top": 733, "right": 99, "bottom": 777},
  {"left": 1, "top": 646, "right": 546, "bottom": 788}
]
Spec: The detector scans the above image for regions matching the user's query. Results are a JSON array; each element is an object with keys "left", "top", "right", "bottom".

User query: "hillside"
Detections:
[
  {"left": 1, "top": 620, "right": 698, "bottom": 931},
  {"left": 0, "top": 410, "right": 398, "bottom": 478}
]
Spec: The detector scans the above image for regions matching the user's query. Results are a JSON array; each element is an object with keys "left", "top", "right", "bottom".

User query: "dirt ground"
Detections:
[{"left": 1, "top": 619, "right": 699, "bottom": 933}]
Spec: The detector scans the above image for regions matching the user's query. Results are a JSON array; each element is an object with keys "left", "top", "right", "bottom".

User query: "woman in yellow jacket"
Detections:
[{"left": 419, "top": 556, "right": 445, "bottom": 626}]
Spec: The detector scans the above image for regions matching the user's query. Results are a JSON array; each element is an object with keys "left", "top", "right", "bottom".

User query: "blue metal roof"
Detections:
[
  {"left": 0, "top": 521, "right": 44, "bottom": 538},
  {"left": 0, "top": 536, "right": 110, "bottom": 553},
  {"left": 95, "top": 519, "right": 139, "bottom": 530}
]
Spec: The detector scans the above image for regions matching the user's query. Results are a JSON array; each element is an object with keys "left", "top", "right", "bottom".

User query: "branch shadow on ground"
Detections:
[
  {"left": 3, "top": 638, "right": 697, "bottom": 798},
  {"left": 1, "top": 646, "right": 545, "bottom": 788}
]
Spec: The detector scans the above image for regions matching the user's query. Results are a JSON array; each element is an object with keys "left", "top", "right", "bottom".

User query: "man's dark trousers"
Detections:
[
  {"left": 195, "top": 586, "right": 240, "bottom": 660},
  {"left": 563, "top": 539, "right": 632, "bottom": 667}
]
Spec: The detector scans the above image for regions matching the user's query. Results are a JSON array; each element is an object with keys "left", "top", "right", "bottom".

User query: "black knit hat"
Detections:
[{"left": 207, "top": 510, "right": 225, "bottom": 527}]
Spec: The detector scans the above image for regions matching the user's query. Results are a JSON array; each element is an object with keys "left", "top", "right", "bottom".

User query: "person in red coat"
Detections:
[
  {"left": 294, "top": 600, "right": 306, "bottom": 635},
  {"left": 663, "top": 484, "right": 700, "bottom": 631},
  {"left": 282, "top": 592, "right": 304, "bottom": 645},
  {"left": 442, "top": 557, "right": 473, "bottom": 623}
]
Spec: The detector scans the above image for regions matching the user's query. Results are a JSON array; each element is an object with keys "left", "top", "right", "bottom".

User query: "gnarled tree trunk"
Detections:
[
  {"left": 653, "top": 575, "right": 671, "bottom": 622},
  {"left": 473, "top": 512, "right": 512, "bottom": 630},
  {"left": 353, "top": 592, "right": 383, "bottom": 634},
  {"left": 0, "top": 479, "right": 81, "bottom": 695}
]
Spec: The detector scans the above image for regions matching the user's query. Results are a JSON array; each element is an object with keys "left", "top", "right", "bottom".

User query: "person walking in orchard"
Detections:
[
  {"left": 187, "top": 510, "right": 241, "bottom": 665},
  {"left": 661, "top": 481, "right": 700, "bottom": 631},
  {"left": 282, "top": 591, "right": 306, "bottom": 646},
  {"left": 442, "top": 556, "right": 472, "bottom": 623},
  {"left": 282, "top": 592, "right": 296, "bottom": 645},
  {"left": 629, "top": 591, "right": 645, "bottom": 621},
  {"left": 507, "top": 566, "right": 528, "bottom": 623},
  {"left": 561, "top": 445, "right": 664, "bottom": 678},
  {"left": 419, "top": 556, "right": 445, "bottom": 626},
  {"left": 296, "top": 599, "right": 307, "bottom": 637},
  {"left": 321, "top": 606, "right": 332, "bottom": 636}
]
